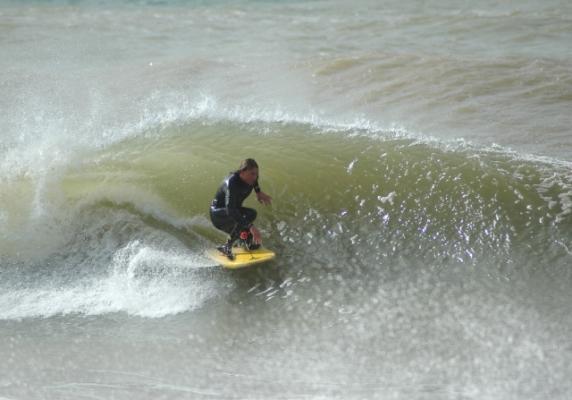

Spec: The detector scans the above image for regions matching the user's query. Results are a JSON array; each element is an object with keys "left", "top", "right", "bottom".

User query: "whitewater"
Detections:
[{"left": 1, "top": 0, "right": 571, "bottom": 399}]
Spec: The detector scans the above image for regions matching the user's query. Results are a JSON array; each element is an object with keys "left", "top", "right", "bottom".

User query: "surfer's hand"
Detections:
[
  {"left": 250, "top": 226, "right": 262, "bottom": 245},
  {"left": 256, "top": 191, "right": 272, "bottom": 205}
]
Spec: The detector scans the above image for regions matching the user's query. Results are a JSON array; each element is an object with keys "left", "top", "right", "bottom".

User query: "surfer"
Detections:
[{"left": 210, "top": 158, "right": 272, "bottom": 260}]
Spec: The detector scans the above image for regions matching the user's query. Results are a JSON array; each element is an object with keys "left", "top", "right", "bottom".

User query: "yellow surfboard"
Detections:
[{"left": 207, "top": 247, "right": 276, "bottom": 269}]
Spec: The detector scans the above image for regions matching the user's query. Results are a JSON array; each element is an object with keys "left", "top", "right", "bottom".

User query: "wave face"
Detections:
[
  {"left": 1, "top": 117, "right": 571, "bottom": 319},
  {"left": 1, "top": 1, "right": 572, "bottom": 398}
]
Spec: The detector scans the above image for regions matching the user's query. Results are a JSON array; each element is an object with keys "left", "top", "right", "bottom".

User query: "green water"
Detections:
[
  {"left": 2, "top": 0, "right": 572, "bottom": 397},
  {"left": 58, "top": 122, "right": 570, "bottom": 264}
]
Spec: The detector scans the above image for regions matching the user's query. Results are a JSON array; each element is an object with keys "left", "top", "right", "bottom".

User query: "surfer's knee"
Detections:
[{"left": 242, "top": 207, "right": 257, "bottom": 223}]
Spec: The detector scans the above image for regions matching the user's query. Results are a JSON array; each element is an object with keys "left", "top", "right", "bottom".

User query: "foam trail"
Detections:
[{"left": 0, "top": 241, "right": 221, "bottom": 320}]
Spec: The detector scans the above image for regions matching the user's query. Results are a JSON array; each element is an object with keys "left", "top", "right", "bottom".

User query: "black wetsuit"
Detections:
[{"left": 210, "top": 172, "right": 260, "bottom": 245}]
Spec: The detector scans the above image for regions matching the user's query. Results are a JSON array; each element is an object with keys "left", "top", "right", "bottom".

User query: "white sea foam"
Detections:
[
  {"left": 1, "top": 2, "right": 571, "bottom": 399},
  {"left": 0, "top": 240, "right": 219, "bottom": 320}
]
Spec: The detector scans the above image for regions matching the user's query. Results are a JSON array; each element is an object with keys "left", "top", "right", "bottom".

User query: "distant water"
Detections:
[{"left": 1, "top": 1, "right": 571, "bottom": 399}]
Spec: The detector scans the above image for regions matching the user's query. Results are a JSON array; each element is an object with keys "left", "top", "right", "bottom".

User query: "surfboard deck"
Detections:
[{"left": 207, "top": 247, "right": 276, "bottom": 269}]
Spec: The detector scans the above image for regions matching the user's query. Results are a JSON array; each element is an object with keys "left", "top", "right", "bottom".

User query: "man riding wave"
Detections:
[{"left": 210, "top": 158, "right": 272, "bottom": 260}]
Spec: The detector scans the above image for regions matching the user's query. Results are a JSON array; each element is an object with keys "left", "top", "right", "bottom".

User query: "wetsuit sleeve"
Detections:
[
  {"left": 225, "top": 179, "right": 252, "bottom": 227},
  {"left": 253, "top": 178, "right": 261, "bottom": 193}
]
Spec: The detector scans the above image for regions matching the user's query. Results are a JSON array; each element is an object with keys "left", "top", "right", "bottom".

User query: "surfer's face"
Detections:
[{"left": 240, "top": 167, "right": 259, "bottom": 186}]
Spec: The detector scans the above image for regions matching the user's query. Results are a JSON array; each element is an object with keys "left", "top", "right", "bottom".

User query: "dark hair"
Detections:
[{"left": 238, "top": 158, "right": 259, "bottom": 172}]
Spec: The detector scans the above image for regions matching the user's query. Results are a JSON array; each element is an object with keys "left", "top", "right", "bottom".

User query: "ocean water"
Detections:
[{"left": 1, "top": 0, "right": 571, "bottom": 399}]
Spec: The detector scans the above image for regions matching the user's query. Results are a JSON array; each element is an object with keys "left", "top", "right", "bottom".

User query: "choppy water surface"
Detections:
[{"left": 1, "top": 1, "right": 571, "bottom": 399}]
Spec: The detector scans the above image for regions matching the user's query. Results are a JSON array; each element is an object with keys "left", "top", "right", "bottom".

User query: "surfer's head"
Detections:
[{"left": 238, "top": 158, "right": 259, "bottom": 185}]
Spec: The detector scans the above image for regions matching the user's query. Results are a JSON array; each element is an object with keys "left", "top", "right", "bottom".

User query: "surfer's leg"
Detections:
[
  {"left": 210, "top": 207, "right": 258, "bottom": 252},
  {"left": 236, "top": 208, "right": 259, "bottom": 250},
  {"left": 210, "top": 208, "right": 237, "bottom": 259},
  {"left": 210, "top": 207, "right": 235, "bottom": 234},
  {"left": 239, "top": 207, "right": 257, "bottom": 225},
  {"left": 210, "top": 207, "right": 256, "bottom": 232},
  {"left": 222, "top": 207, "right": 257, "bottom": 244}
]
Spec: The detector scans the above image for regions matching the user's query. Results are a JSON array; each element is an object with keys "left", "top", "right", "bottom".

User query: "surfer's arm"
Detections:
[
  {"left": 254, "top": 178, "right": 272, "bottom": 205},
  {"left": 256, "top": 190, "right": 272, "bottom": 205}
]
